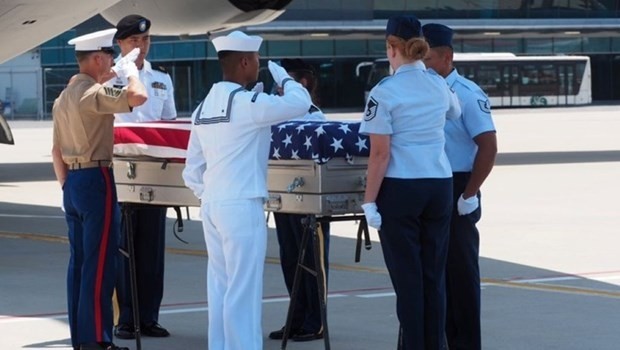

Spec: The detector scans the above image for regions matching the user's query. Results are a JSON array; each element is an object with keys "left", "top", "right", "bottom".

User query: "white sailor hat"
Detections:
[
  {"left": 68, "top": 28, "right": 117, "bottom": 53},
  {"left": 212, "top": 30, "right": 263, "bottom": 53}
]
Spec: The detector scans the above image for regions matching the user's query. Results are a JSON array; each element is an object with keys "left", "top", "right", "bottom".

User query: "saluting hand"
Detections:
[
  {"left": 268, "top": 60, "right": 291, "bottom": 88},
  {"left": 457, "top": 194, "right": 479, "bottom": 216},
  {"left": 361, "top": 202, "right": 382, "bottom": 230},
  {"left": 112, "top": 48, "right": 140, "bottom": 79}
]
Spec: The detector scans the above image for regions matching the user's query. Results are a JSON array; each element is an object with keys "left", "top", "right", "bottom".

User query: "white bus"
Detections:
[{"left": 357, "top": 53, "right": 592, "bottom": 107}]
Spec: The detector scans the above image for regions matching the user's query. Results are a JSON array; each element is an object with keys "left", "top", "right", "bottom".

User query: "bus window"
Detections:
[{"left": 476, "top": 64, "right": 501, "bottom": 97}]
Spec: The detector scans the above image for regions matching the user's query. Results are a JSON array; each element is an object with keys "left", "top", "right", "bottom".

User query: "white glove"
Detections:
[
  {"left": 457, "top": 194, "right": 479, "bottom": 216},
  {"left": 112, "top": 48, "right": 140, "bottom": 79},
  {"left": 251, "top": 82, "right": 264, "bottom": 93},
  {"left": 361, "top": 202, "right": 382, "bottom": 230},
  {"left": 268, "top": 60, "right": 291, "bottom": 88}
]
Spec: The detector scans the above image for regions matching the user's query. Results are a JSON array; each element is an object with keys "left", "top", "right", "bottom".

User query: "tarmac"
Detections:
[{"left": 1, "top": 105, "right": 620, "bottom": 350}]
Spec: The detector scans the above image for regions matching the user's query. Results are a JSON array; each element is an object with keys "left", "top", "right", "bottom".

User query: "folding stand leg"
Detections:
[
  {"left": 280, "top": 215, "right": 331, "bottom": 350},
  {"left": 311, "top": 216, "right": 330, "bottom": 350},
  {"left": 120, "top": 204, "right": 141, "bottom": 350},
  {"left": 280, "top": 215, "right": 312, "bottom": 350}
]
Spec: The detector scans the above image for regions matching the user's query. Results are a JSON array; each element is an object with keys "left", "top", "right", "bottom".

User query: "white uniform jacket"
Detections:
[
  {"left": 183, "top": 79, "right": 311, "bottom": 202},
  {"left": 110, "top": 59, "right": 177, "bottom": 122}
]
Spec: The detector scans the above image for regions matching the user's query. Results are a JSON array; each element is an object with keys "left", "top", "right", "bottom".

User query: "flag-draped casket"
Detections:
[{"left": 113, "top": 120, "right": 370, "bottom": 215}]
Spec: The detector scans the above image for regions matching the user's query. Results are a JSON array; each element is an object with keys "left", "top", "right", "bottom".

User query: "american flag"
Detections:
[
  {"left": 114, "top": 120, "right": 371, "bottom": 164},
  {"left": 270, "top": 121, "right": 370, "bottom": 164}
]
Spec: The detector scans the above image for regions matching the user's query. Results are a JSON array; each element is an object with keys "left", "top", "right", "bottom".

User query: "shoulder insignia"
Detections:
[
  {"left": 152, "top": 81, "right": 167, "bottom": 90},
  {"left": 152, "top": 65, "right": 168, "bottom": 74},
  {"left": 478, "top": 99, "right": 491, "bottom": 114},
  {"left": 364, "top": 97, "right": 379, "bottom": 121},
  {"left": 103, "top": 86, "right": 122, "bottom": 98}
]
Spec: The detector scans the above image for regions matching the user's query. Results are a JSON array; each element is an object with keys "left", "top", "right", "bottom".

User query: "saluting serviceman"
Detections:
[
  {"left": 182, "top": 31, "right": 311, "bottom": 350},
  {"left": 359, "top": 15, "right": 461, "bottom": 350},
  {"left": 110, "top": 14, "right": 176, "bottom": 340},
  {"left": 423, "top": 23, "right": 498, "bottom": 350},
  {"left": 51, "top": 28, "right": 147, "bottom": 350}
]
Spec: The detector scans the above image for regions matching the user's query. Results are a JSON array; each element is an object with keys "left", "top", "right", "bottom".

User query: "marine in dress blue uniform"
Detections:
[
  {"left": 423, "top": 23, "right": 498, "bottom": 350},
  {"left": 182, "top": 31, "right": 312, "bottom": 350},
  {"left": 51, "top": 28, "right": 147, "bottom": 350},
  {"left": 360, "top": 15, "right": 461, "bottom": 350},
  {"left": 269, "top": 58, "right": 330, "bottom": 342},
  {"left": 109, "top": 14, "right": 176, "bottom": 340}
]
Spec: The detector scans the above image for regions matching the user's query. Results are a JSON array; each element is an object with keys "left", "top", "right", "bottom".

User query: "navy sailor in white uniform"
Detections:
[
  {"left": 182, "top": 31, "right": 312, "bottom": 350},
  {"left": 359, "top": 15, "right": 461, "bottom": 350},
  {"left": 423, "top": 23, "right": 498, "bottom": 350}
]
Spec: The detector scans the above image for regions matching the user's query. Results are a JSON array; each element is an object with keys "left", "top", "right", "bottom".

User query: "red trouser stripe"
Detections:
[{"left": 94, "top": 168, "right": 113, "bottom": 341}]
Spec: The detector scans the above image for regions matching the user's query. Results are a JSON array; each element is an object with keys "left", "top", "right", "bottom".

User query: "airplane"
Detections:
[{"left": 0, "top": 0, "right": 293, "bottom": 144}]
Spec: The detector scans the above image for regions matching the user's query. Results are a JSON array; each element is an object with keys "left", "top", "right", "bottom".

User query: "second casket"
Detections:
[
  {"left": 266, "top": 121, "right": 369, "bottom": 215},
  {"left": 113, "top": 120, "right": 370, "bottom": 214}
]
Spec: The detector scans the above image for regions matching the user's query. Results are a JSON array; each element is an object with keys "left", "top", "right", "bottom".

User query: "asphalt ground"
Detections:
[{"left": 1, "top": 105, "right": 619, "bottom": 349}]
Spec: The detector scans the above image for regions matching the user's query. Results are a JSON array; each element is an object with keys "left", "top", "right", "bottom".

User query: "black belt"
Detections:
[{"left": 68, "top": 160, "right": 112, "bottom": 170}]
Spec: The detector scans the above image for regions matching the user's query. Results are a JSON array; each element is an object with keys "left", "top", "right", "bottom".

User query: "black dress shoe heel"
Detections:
[
  {"left": 268, "top": 326, "right": 301, "bottom": 340},
  {"left": 141, "top": 322, "right": 170, "bottom": 337},
  {"left": 292, "top": 329, "right": 324, "bottom": 342},
  {"left": 113, "top": 324, "right": 135, "bottom": 340}
]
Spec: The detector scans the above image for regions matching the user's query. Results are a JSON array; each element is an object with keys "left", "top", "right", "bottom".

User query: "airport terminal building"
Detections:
[{"left": 4, "top": 1, "right": 620, "bottom": 118}]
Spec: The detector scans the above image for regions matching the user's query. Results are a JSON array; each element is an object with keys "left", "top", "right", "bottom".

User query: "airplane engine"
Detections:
[{"left": 100, "top": 0, "right": 293, "bottom": 36}]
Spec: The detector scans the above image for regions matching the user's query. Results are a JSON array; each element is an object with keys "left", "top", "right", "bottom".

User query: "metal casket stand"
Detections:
[
  {"left": 119, "top": 203, "right": 142, "bottom": 350},
  {"left": 266, "top": 157, "right": 372, "bottom": 350},
  {"left": 278, "top": 214, "right": 370, "bottom": 350},
  {"left": 114, "top": 156, "right": 200, "bottom": 350}
]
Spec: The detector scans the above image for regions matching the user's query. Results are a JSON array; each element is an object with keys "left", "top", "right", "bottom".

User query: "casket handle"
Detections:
[
  {"left": 265, "top": 194, "right": 282, "bottom": 211},
  {"left": 358, "top": 175, "right": 367, "bottom": 189},
  {"left": 286, "top": 177, "right": 305, "bottom": 193}
]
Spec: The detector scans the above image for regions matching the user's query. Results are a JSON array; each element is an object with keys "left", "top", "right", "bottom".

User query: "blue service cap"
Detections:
[
  {"left": 422, "top": 23, "right": 454, "bottom": 48},
  {"left": 386, "top": 15, "right": 422, "bottom": 41}
]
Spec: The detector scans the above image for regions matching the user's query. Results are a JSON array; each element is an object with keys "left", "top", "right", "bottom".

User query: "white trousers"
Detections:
[{"left": 201, "top": 198, "right": 267, "bottom": 350}]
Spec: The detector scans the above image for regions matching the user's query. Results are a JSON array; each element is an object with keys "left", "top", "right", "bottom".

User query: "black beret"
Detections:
[
  {"left": 386, "top": 15, "right": 422, "bottom": 41},
  {"left": 422, "top": 23, "right": 454, "bottom": 48},
  {"left": 281, "top": 58, "right": 314, "bottom": 74},
  {"left": 115, "top": 15, "right": 151, "bottom": 40}
]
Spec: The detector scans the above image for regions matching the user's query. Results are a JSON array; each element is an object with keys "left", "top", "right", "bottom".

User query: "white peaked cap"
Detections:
[
  {"left": 212, "top": 30, "right": 263, "bottom": 52},
  {"left": 68, "top": 28, "right": 117, "bottom": 51}
]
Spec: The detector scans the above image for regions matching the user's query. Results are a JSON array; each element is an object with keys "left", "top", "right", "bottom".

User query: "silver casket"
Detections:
[{"left": 113, "top": 120, "right": 370, "bottom": 215}]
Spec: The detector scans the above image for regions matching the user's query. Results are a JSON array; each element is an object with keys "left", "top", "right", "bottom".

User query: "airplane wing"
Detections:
[
  {"left": 0, "top": 0, "right": 292, "bottom": 64},
  {"left": 0, "top": 0, "right": 122, "bottom": 64},
  {"left": 100, "top": 0, "right": 291, "bottom": 37}
]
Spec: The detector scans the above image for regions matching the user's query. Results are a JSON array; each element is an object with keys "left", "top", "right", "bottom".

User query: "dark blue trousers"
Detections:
[
  {"left": 274, "top": 213, "right": 330, "bottom": 333},
  {"left": 116, "top": 205, "right": 167, "bottom": 326},
  {"left": 446, "top": 172, "right": 482, "bottom": 350},
  {"left": 63, "top": 167, "right": 120, "bottom": 349},
  {"left": 376, "top": 177, "right": 452, "bottom": 350}
]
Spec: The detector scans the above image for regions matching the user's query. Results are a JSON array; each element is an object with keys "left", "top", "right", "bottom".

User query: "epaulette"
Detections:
[{"left": 152, "top": 65, "right": 168, "bottom": 74}]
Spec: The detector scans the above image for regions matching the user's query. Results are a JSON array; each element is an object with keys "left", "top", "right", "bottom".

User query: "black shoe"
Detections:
[
  {"left": 292, "top": 328, "right": 324, "bottom": 342},
  {"left": 268, "top": 326, "right": 301, "bottom": 340},
  {"left": 113, "top": 324, "right": 135, "bottom": 339},
  {"left": 142, "top": 322, "right": 170, "bottom": 337}
]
